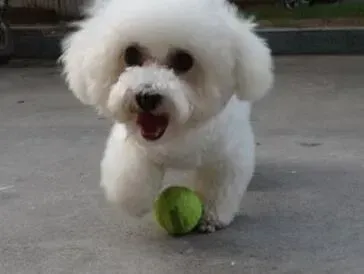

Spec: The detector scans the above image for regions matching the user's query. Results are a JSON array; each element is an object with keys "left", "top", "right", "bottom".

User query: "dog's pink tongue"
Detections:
[{"left": 136, "top": 113, "right": 168, "bottom": 141}]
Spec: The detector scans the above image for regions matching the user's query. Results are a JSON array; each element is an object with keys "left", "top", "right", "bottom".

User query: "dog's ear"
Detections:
[
  {"left": 230, "top": 17, "right": 274, "bottom": 101},
  {"left": 59, "top": 21, "right": 125, "bottom": 115}
]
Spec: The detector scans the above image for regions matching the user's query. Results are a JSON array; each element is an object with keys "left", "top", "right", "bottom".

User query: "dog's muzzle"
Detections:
[{"left": 134, "top": 85, "right": 169, "bottom": 142}]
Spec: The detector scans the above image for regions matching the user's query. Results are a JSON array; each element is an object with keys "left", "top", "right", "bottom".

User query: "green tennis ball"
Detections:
[{"left": 153, "top": 186, "right": 203, "bottom": 236}]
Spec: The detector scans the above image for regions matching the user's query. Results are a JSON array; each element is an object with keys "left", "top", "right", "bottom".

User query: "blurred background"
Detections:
[{"left": 0, "top": 0, "right": 362, "bottom": 27}]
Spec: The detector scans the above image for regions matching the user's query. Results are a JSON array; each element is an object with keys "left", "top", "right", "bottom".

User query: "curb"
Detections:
[
  {"left": 262, "top": 27, "right": 364, "bottom": 55},
  {"left": 11, "top": 26, "right": 67, "bottom": 60},
  {"left": 9, "top": 26, "right": 364, "bottom": 59}
]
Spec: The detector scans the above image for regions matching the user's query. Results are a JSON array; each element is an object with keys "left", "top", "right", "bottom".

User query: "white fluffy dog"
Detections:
[{"left": 61, "top": 0, "right": 273, "bottom": 232}]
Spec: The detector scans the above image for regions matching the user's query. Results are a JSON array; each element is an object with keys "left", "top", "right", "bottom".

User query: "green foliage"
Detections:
[{"left": 243, "top": 3, "right": 364, "bottom": 20}]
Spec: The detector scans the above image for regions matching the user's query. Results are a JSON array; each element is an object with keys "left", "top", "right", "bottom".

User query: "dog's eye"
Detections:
[
  {"left": 124, "top": 45, "right": 143, "bottom": 66},
  {"left": 168, "top": 50, "right": 194, "bottom": 74}
]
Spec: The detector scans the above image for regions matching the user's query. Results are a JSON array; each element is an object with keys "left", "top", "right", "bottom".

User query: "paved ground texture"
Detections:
[{"left": 0, "top": 57, "right": 363, "bottom": 274}]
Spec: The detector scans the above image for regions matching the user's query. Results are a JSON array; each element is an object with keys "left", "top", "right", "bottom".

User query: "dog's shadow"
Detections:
[
  {"left": 248, "top": 161, "right": 303, "bottom": 192},
  {"left": 144, "top": 212, "right": 308, "bottom": 268},
  {"left": 100, "top": 161, "right": 339, "bottom": 271},
  {"left": 141, "top": 161, "right": 332, "bottom": 261}
]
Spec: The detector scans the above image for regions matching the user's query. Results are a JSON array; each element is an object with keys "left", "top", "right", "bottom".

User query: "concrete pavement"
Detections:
[{"left": 0, "top": 57, "right": 363, "bottom": 274}]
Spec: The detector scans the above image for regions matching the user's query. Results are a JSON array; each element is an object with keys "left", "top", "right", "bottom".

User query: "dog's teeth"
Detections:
[{"left": 154, "top": 127, "right": 163, "bottom": 137}]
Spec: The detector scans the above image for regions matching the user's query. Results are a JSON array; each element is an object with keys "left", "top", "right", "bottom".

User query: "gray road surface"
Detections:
[{"left": 0, "top": 57, "right": 363, "bottom": 274}]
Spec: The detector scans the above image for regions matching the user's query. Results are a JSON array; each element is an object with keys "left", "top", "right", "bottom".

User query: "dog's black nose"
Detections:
[{"left": 136, "top": 93, "right": 163, "bottom": 112}]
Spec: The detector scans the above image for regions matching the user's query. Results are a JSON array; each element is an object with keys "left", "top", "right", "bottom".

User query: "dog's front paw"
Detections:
[{"left": 197, "top": 211, "right": 227, "bottom": 233}]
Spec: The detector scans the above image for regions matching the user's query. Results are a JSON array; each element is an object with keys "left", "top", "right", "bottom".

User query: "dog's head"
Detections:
[{"left": 61, "top": 0, "right": 273, "bottom": 144}]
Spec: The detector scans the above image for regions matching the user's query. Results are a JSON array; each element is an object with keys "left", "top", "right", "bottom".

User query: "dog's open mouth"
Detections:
[{"left": 136, "top": 112, "right": 169, "bottom": 141}]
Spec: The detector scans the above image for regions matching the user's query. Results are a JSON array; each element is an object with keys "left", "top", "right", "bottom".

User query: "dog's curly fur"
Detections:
[{"left": 60, "top": 0, "right": 274, "bottom": 233}]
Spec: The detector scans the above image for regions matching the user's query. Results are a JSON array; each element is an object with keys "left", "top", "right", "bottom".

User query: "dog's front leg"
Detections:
[
  {"left": 194, "top": 157, "right": 254, "bottom": 233},
  {"left": 100, "top": 133, "right": 164, "bottom": 217}
]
